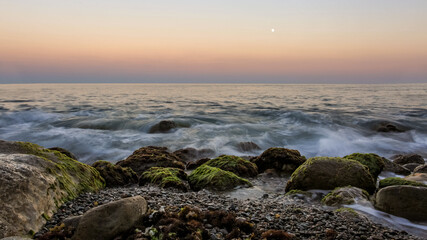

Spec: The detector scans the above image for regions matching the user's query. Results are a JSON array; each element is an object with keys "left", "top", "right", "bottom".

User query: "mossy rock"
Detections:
[
  {"left": 48, "top": 147, "right": 78, "bottom": 160},
  {"left": 117, "top": 146, "right": 185, "bottom": 175},
  {"left": 392, "top": 154, "right": 424, "bottom": 165},
  {"left": 334, "top": 208, "right": 359, "bottom": 217},
  {"left": 344, "top": 153, "right": 385, "bottom": 179},
  {"left": 285, "top": 157, "right": 376, "bottom": 194},
  {"left": 203, "top": 155, "right": 258, "bottom": 178},
  {"left": 188, "top": 165, "right": 252, "bottom": 191},
  {"left": 139, "top": 167, "right": 188, "bottom": 191},
  {"left": 378, "top": 177, "right": 427, "bottom": 189},
  {"left": 92, "top": 160, "right": 138, "bottom": 187},
  {"left": 321, "top": 186, "right": 369, "bottom": 206},
  {"left": 253, "top": 147, "right": 306, "bottom": 174}
]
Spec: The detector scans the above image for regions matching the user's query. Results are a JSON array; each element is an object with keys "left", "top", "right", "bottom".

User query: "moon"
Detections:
[{"left": 271, "top": 28, "right": 275, "bottom": 33}]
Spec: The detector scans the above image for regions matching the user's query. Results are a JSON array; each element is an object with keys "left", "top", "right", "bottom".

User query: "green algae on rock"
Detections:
[
  {"left": 139, "top": 167, "right": 188, "bottom": 191},
  {"left": 188, "top": 165, "right": 252, "bottom": 191},
  {"left": 378, "top": 177, "right": 427, "bottom": 189},
  {"left": 344, "top": 153, "right": 385, "bottom": 179},
  {"left": 203, "top": 155, "right": 258, "bottom": 178},
  {"left": 92, "top": 160, "right": 138, "bottom": 187},
  {"left": 322, "top": 186, "right": 369, "bottom": 206}
]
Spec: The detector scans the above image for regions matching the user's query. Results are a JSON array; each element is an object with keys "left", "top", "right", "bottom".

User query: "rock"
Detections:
[
  {"left": 414, "top": 164, "right": 427, "bottom": 174},
  {"left": 344, "top": 153, "right": 385, "bottom": 179},
  {"left": 72, "top": 196, "right": 147, "bottom": 240},
  {"left": 186, "top": 158, "right": 210, "bottom": 170},
  {"left": 62, "top": 215, "right": 82, "bottom": 232},
  {"left": 92, "top": 160, "right": 138, "bottom": 187},
  {"left": 402, "top": 163, "right": 421, "bottom": 172},
  {"left": 48, "top": 147, "right": 78, "bottom": 160},
  {"left": 117, "top": 146, "right": 185, "bottom": 175},
  {"left": 392, "top": 154, "right": 425, "bottom": 165},
  {"left": 285, "top": 157, "right": 376, "bottom": 194},
  {"left": 376, "top": 122, "right": 405, "bottom": 133},
  {"left": 0, "top": 140, "right": 104, "bottom": 238},
  {"left": 404, "top": 173, "right": 427, "bottom": 184},
  {"left": 375, "top": 185, "right": 427, "bottom": 221},
  {"left": 188, "top": 165, "right": 252, "bottom": 191},
  {"left": 236, "top": 142, "right": 261, "bottom": 152},
  {"left": 0, "top": 237, "right": 32, "bottom": 240},
  {"left": 261, "top": 230, "right": 294, "bottom": 239},
  {"left": 139, "top": 167, "right": 188, "bottom": 191},
  {"left": 252, "top": 147, "right": 306, "bottom": 174},
  {"left": 322, "top": 187, "right": 369, "bottom": 206},
  {"left": 204, "top": 155, "right": 258, "bottom": 178},
  {"left": 149, "top": 120, "right": 177, "bottom": 133},
  {"left": 173, "top": 148, "right": 214, "bottom": 162},
  {"left": 378, "top": 177, "right": 426, "bottom": 189},
  {"left": 382, "top": 158, "right": 411, "bottom": 175}
]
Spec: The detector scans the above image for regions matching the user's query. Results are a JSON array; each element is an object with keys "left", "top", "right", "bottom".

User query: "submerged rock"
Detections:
[
  {"left": 72, "top": 196, "right": 147, "bottom": 240},
  {"left": 285, "top": 157, "right": 376, "bottom": 194},
  {"left": 188, "top": 165, "right": 252, "bottom": 191},
  {"left": 344, "top": 153, "right": 385, "bottom": 179},
  {"left": 375, "top": 122, "right": 406, "bottom": 133},
  {"left": 382, "top": 158, "right": 411, "bottom": 175},
  {"left": 236, "top": 142, "right": 261, "bottom": 152},
  {"left": 92, "top": 160, "right": 138, "bottom": 187},
  {"left": 253, "top": 147, "right": 306, "bottom": 174},
  {"left": 0, "top": 140, "right": 104, "bottom": 238},
  {"left": 173, "top": 148, "right": 214, "bottom": 162},
  {"left": 149, "top": 120, "right": 177, "bottom": 133},
  {"left": 322, "top": 186, "right": 370, "bottom": 206},
  {"left": 139, "top": 167, "right": 188, "bottom": 191},
  {"left": 392, "top": 154, "right": 425, "bottom": 165},
  {"left": 204, "top": 155, "right": 258, "bottom": 178},
  {"left": 375, "top": 185, "right": 427, "bottom": 221},
  {"left": 117, "top": 146, "right": 185, "bottom": 175},
  {"left": 378, "top": 177, "right": 427, "bottom": 189}
]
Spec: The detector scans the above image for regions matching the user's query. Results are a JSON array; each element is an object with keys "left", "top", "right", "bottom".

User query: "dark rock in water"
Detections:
[
  {"left": 0, "top": 140, "right": 104, "bottom": 238},
  {"left": 375, "top": 185, "right": 427, "bottom": 221},
  {"left": 188, "top": 165, "right": 252, "bottom": 191},
  {"left": 149, "top": 120, "right": 177, "bottom": 133},
  {"left": 117, "top": 146, "right": 185, "bottom": 175},
  {"left": 382, "top": 158, "right": 411, "bottom": 175},
  {"left": 48, "top": 147, "right": 77, "bottom": 160},
  {"left": 402, "top": 163, "right": 422, "bottom": 172},
  {"left": 204, "top": 155, "right": 258, "bottom": 178},
  {"left": 322, "top": 186, "right": 369, "bottom": 206},
  {"left": 404, "top": 173, "right": 427, "bottom": 184},
  {"left": 139, "top": 167, "right": 188, "bottom": 191},
  {"left": 252, "top": 147, "right": 306, "bottom": 174},
  {"left": 92, "top": 160, "right": 138, "bottom": 187},
  {"left": 186, "top": 158, "right": 210, "bottom": 170},
  {"left": 392, "top": 154, "right": 425, "bottom": 165},
  {"left": 173, "top": 147, "right": 215, "bottom": 162},
  {"left": 72, "top": 196, "right": 148, "bottom": 240},
  {"left": 285, "top": 157, "right": 376, "bottom": 194},
  {"left": 344, "top": 153, "right": 385, "bottom": 180},
  {"left": 236, "top": 142, "right": 261, "bottom": 152},
  {"left": 414, "top": 164, "right": 427, "bottom": 174},
  {"left": 376, "top": 122, "right": 405, "bottom": 133}
]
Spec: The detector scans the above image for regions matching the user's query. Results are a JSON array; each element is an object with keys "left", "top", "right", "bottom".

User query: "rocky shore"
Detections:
[{"left": 0, "top": 139, "right": 426, "bottom": 239}]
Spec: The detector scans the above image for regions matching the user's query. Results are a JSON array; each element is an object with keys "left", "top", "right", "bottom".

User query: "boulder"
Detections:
[
  {"left": 236, "top": 142, "right": 261, "bottom": 152},
  {"left": 186, "top": 158, "right": 210, "bottom": 170},
  {"left": 173, "top": 148, "right": 214, "bottom": 162},
  {"left": 252, "top": 147, "right": 306, "bottom": 174},
  {"left": 375, "top": 122, "right": 405, "bottom": 133},
  {"left": 72, "top": 196, "right": 147, "bottom": 240},
  {"left": 48, "top": 147, "right": 77, "bottom": 160},
  {"left": 375, "top": 186, "right": 427, "bottom": 221},
  {"left": 404, "top": 173, "right": 427, "bottom": 184},
  {"left": 392, "top": 154, "right": 425, "bottom": 165},
  {"left": 0, "top": 140, "right": 105, "bottom": 238},
  {"left": 285, "top": 157, "right": 376, "bottom": 194},
  {"left": 382, "top": 158, "right": 411, "bottom": 175},
  {"left": 139, "top": 167, "right": 188, "bottom": 191},
  {"left": 188, "top": 165, "right": 252, "bottom": 191},
  {"left": 414, "top": 164, "right": 427, "bottom": 174},
  {"left": 378, "top": 177, "right": 426, "bottom": 189},
  {"left": 402, "top": 163, "right": 421, "bottom": 172},
  {"left": 204, "top": 155, "right": 258, "bottom": 178},
  {"left": 117, "top": 146, "right": 185, "bottom": 175},
  {"left": 92, "top": 160, "right": 138, "bottom": 187},
  {"left": 149, "top": 120, "right": 177, "bottom": 133},
  {"left": 322, "top": 186, "right": 369, "bottom": 206},
  {"left": 344, "top": 153, "right": 385, "bottom": 179}
]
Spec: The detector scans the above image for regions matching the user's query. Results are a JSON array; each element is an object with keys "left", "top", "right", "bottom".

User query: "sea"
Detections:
[{"left": 0, "top": 83, "right": 426, "bottom": 164}]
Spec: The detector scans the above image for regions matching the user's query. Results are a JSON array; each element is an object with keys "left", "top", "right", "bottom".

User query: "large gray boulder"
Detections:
[
  {"left": 375, "top": 185, "right": 427, "bottom": 221},
  {"left": 72, "top": 196, "right": 147, "bottom": 240},
  {"left": 0, "top": 140, "right": 105, "bottom": 238}
]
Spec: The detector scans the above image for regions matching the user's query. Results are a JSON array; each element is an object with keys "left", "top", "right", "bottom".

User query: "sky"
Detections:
[{"left": 1, "top": 0, "right": 427, "bottom": 83}]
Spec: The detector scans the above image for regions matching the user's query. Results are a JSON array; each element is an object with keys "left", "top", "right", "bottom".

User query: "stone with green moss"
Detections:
[
  {"left": 344, "top": 153, "right": 385, "bottom": 179},
  {"left": 203, "top": 155, "right": 258, "bottom": 177},
  {"left": 285, "top": 157, "right": 376, "bottom": 194},
  {"left": 252, "top": 147, "right": 306, "bottom": 174},
  {"left": 334, "top": 207, "right": 358, "bottom": 217},
  {"left": 322, "top": 186, "right": 369, "bottom": 206},
  {"left": 139, "top": 167, "right": 188, "bottom": 191},
  {"left": 92, "top": 160, "right": 138, "bottom": 187},
  {"left": 378, "top": 177, "right": 427, "bottom": 189},
  {"left": 188, "top": 165, "right": 252, "bottom": 191}
]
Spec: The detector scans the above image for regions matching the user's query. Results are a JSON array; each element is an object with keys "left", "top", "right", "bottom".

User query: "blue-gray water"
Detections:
[{"left": 1, "top": 83, "right": 426, "bottom": 163}]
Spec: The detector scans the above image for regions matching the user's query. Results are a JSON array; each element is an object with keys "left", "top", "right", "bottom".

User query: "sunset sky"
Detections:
[{"left": 1, "top": 1, "right": 427, "bottom": 83}]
